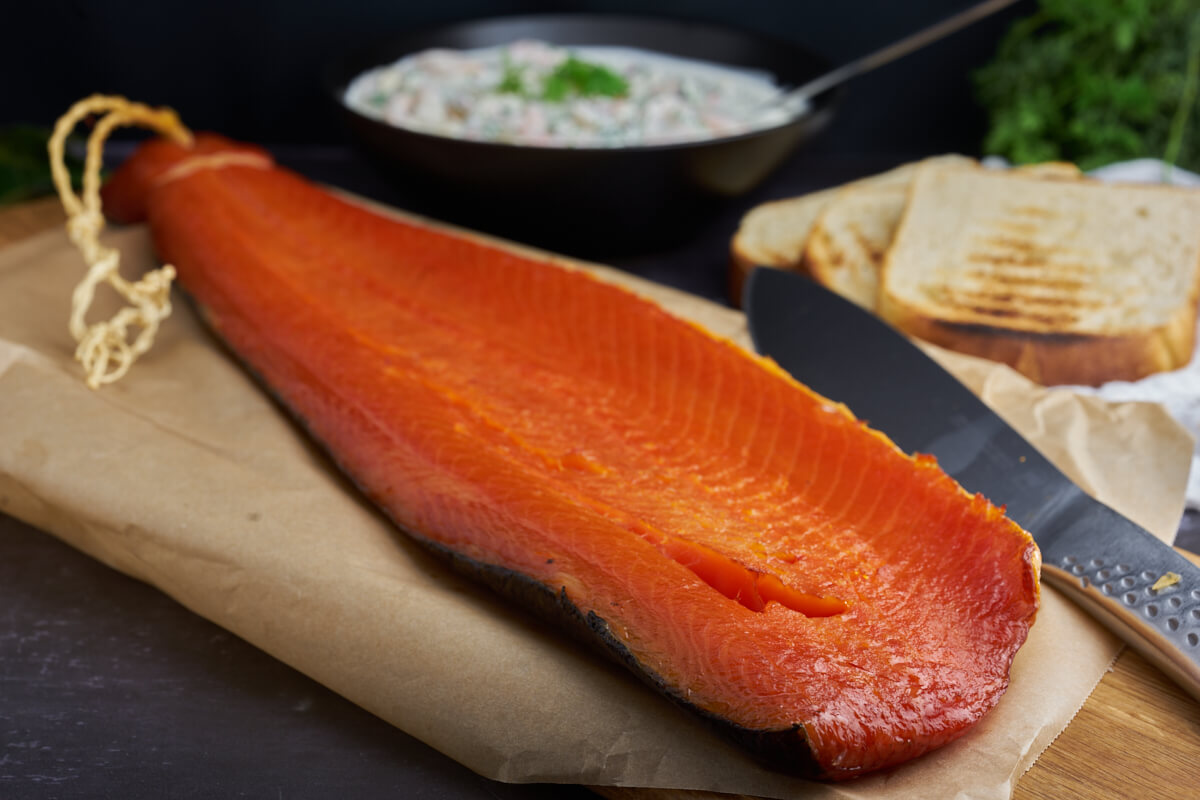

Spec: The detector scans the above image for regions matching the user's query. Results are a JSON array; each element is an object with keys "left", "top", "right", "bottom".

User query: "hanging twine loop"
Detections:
[{"left": 48, "top": 95, "right": 193, "bottom": 389}]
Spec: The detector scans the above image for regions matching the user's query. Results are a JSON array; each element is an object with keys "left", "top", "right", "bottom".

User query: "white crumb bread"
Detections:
[
  {"left": 730, "top": 159, "right": 921, "bottom": 272},
  {"left": 803, "top": 181, "right": 909, "bottom": 310},
  {"left": 731, "top": 187, "right": 839, "bottom": 270},
  {"left": 795, "top": 159, "right": 1070, "bottom": 311},
  {"left": 726, "top": 184, "right": 842, "bottom": 304},
  {"left": 879, "top": 164, "right": 1200, "bottom": 386},
  {"left": 727, "top": 155, "right": 971, "bottom": 304}
]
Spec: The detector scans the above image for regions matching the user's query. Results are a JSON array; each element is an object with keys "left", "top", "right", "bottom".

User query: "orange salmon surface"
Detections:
[{"left": 101, "top": 137, "right": 1040, "bottom": 781}]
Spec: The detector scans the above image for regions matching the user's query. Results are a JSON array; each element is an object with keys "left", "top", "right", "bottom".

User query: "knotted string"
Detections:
[{"left": 47, "top": 95, "right": 192, "bottom": 389}]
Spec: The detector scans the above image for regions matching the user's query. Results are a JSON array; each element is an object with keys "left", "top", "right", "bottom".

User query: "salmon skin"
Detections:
[{"left": 101, "top": 136, "right": 1040, "bottom": 781}]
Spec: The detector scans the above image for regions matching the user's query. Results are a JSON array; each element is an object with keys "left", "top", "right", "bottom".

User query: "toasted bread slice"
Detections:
[
  {"left": 879, "top": 164, "right": 1200, "bottom": 386},
  {"left": 802, "top": 181, "right": 909, "bottom": 309},
  {"left": 728, "top": 155, "right": 972, "bottom": 306},
  {"left": 1011, "top": 161, "right": 1084, "bottom": 180},
  {"left": 795, "top": 159, "right": 1076, "bottom": 311},
  {"left": 727, "top": 184, "right": 844, "bottom": 305}
]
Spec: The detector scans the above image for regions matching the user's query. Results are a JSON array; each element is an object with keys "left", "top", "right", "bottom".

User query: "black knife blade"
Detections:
[{"left": 745, "top": 266, "right": 1200, "bottom": 702}]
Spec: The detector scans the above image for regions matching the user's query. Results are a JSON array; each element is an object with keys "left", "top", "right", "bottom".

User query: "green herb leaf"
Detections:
[
  {"left": 1114, "top": 19, "right": 1136, "bottom": 53},
  {"left": 0, "top": 125, "right": 84, "bottom": 206},
  {"left": 540, "top": 56, "right": 629, "bottom": 102},
  {"left": 541, "top": 70, "right": 569, "bottom": 102},
  {"left": 494, "top": 52, "right": 630, "bottom": 103},
  {"left": 497, "top": 60, "right": 525, "bottom": 95}
]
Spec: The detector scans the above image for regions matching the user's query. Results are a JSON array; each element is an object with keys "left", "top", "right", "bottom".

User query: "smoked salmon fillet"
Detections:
[{"left": 101, "top": 135, "right": 1040, "bottom": 781}]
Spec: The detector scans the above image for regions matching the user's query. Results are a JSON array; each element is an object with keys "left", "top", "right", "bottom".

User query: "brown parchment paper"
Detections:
[{"left": 0, "top": 218, "right": 1192, "bottom": 800}]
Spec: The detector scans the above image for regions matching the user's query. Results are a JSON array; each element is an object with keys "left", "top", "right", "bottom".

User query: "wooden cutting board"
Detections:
[{"left": 4, "top": 197, "right": 1198, "bottom": 799}]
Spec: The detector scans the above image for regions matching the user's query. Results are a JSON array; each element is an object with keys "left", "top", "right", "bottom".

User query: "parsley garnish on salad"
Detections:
[
  {"left": 541, "top": 56, "right": 629, "bottom": 101},
  {"left": 498, "top": 54, "right": 629, "bottom": 102}
]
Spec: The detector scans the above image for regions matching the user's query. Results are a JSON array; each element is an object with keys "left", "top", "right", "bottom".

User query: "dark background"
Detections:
[{"left": 6, "top": 0, "right": 1035, "bottom": 158}]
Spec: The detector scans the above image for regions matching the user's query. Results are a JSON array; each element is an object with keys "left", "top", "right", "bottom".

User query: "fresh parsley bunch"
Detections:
[
  {"left": 0, "top": 125, "right": 83, "bottom": 205},
  {"left": 975, "top": 0, "right": 1199, "bottom": 170}
]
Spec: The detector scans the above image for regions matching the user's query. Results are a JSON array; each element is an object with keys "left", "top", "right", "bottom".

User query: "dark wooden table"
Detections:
[{"left": 3, "top": 148, "right": 1199, "bottom": 799}]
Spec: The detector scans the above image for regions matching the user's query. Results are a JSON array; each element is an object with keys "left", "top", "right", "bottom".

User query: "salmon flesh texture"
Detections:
[{"left": 100, "top": 136, "right": 1041, "bottom": 781}]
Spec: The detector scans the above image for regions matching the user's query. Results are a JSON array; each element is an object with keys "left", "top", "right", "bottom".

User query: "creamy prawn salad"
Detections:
[{"left": 344, "top": 40, "right": 802, "bottom": 148}]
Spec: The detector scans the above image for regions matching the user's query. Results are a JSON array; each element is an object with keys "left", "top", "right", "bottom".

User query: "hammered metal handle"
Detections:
[{"left": 1044, "top": 548, "right": 1200, "bottom": 702}]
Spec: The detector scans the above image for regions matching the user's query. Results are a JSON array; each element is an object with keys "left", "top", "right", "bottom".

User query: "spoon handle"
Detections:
[{"left": 790, "top": 0, "right": 1021, "bottom": 103}]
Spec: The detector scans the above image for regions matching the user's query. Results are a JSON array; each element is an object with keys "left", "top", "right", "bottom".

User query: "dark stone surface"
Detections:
[{"left": 0, "top": 512, "right": 597, "bottom": 800}]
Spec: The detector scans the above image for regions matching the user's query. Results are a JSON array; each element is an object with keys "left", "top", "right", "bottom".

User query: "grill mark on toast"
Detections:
[
  {"left": 940, "top": 301, "right": 1078, "bottom": 327},
  {"left": 849, "top": 224, "right": 885, "bottom": 264},
  {"left": 976, "top": 234, "right": 1044, "bottom": 253},
  {"left": 989, "top": 220, "right": 1042, "bottom": 235},
  {"left": 971, "top": 234, "right": 1087, "bottom": 259},
  {"left": 961, "top": 216, "right": 1105, "bottom": 322},
  {"left": 926, "top": 285, "right": 1094, "bottom": 327},
  {"left": 965, "top": 252, "right": 1093, "bottom": 270},
  {"left": 946, "top": 289, "right": 1100, "bottom": 311},
  {"left": 962, "top": 270, "right": 1089, "bottom": 293},
  {"left": 1008, "top": 205, "right": 1059, "bottom": 218},
  {"left": 969, "top": 219, "right": 1093, "bottom": 273}
]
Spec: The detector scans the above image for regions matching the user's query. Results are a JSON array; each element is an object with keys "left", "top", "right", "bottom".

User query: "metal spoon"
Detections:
[{"left": 773, "top": 0, "right": 1021, "bottom": 118}]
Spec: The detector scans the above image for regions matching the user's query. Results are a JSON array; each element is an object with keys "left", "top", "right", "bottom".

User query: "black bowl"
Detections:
[{"left": 324, "top": 14, "right": 838, "bottom": 255}]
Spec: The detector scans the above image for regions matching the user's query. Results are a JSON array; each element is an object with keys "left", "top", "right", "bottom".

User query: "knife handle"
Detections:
[{"left": 1042, "top": 549, "right": 1200, "bottom": 703}]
